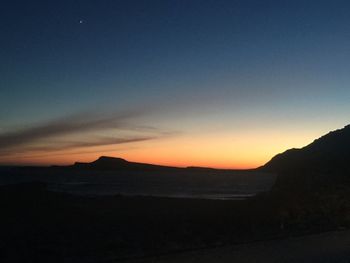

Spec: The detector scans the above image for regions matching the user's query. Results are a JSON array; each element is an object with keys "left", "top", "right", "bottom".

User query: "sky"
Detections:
[{"left": 1, "top": 0, "right": 350, "bottom": 168}]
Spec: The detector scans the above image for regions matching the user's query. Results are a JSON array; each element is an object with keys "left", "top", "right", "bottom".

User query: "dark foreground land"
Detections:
[
  {"left": 132, "top": 230, "right": 350, "bottom": 263},
  {"left": 1, "top": 181, "right": 350, "bottom": 263}
]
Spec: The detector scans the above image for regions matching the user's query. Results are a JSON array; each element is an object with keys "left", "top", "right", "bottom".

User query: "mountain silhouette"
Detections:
[
  {"left": 262, "top": 125, "right": 350, "bottom": 173},
  {"left": 70, "top": 156, "right": 243, "bottom": 172},
  {"left": 72, "top": 156, "right": 179, "bottom": 171},
  {"left": 262, "top": 124, "right": 350, "bottom": 191}
]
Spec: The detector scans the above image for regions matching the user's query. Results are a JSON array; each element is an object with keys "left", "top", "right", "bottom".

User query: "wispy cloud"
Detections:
[
  {"left": 0, "top": 110, "right": 172, "bottom": 157},
  {"left": 21, "top": 136, "right": 157, "bottom": 152}
]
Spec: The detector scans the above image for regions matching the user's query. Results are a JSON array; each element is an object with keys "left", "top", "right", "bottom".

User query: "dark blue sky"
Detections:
[{"left": 1, "top": 0, "right": 350, "bottom": 166}]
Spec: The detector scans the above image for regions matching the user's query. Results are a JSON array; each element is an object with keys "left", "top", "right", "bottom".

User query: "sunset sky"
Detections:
[{"left": 1, "top": 0, "right": 350, "bottom": 168}]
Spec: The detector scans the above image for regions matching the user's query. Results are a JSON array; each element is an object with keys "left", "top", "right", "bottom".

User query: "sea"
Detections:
[{"left": 0, "top": 167, "right": 276, "bottom": 200}]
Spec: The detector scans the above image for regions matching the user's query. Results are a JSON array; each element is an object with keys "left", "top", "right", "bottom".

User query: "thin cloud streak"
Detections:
[
  {"left": 1, "top": 144, "right": 146, "bottom": 161},
  {"left": 0, "top": 110, "right": 145, "bottom": 149},
  {"left": 0, "top": 110, "right": 174, "bottom": 158},
  {"left": 23, "top": 136, "right": 158, "bottom": 152},
  {"left": 0, "top": 136, "right": 156, "bottom": 161}
]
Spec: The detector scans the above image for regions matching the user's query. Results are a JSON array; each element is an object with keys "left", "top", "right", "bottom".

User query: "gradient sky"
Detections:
[{"left": 1, "top": 0, "right": 350, "bottom": 168}]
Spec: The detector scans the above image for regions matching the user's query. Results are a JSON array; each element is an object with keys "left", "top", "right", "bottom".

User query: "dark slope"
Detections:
[
  {"left": 256, "top": 125, "right": 350, "bottom": 234},
  {"left": 260, "top": 124, "right": 350, "bottom": 195},
  {"left": 262, "top": 125, "right": 350, "bottom": 174}
]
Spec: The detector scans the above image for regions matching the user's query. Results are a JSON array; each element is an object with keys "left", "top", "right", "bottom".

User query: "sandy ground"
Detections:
[{"left": 127, "top": 230, "right": 350, "bottom": 263}]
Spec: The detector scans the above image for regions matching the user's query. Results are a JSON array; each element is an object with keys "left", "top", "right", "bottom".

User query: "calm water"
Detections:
[{"left": 0, "top": 167, "right": 276, "bottom": 200}]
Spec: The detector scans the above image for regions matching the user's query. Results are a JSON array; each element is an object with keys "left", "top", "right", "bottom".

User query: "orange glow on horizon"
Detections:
[{"left": 0, "top": 128, "right": 325, "bottom": 169}]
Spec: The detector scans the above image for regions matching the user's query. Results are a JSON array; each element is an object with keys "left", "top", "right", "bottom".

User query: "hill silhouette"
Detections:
[
  {"left": 69, "top": 156, "right": 243, "bottom": 172},
  {"left": 262, "top": 124, "right": 350, "bottom": 174},
  {"left": 71, "top": 156, "right": 177, "bottom": 171},
  {"left": 254, "top": 125, "right": 350, "bottom": 235},
  {"left": 260, "top": 124, "right": 350, "bottom": 194}
]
